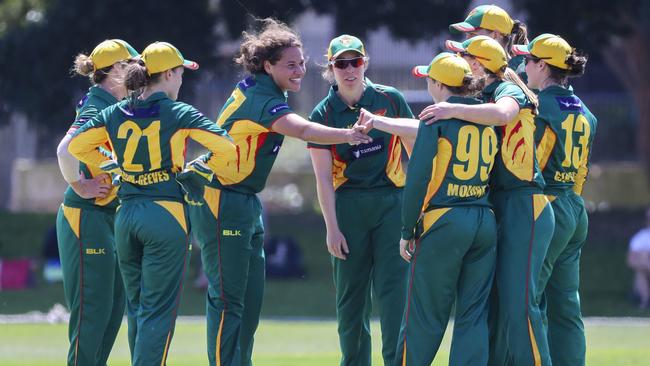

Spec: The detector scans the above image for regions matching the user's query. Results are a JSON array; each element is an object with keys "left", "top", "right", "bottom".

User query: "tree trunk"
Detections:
[{"left": 601, "top": 31, "right": 650, "bottom": 178}]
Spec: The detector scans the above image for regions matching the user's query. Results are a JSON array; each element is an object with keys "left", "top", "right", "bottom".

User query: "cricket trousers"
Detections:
[{"left": 56, "top": 204, "right": 124, "bottom": 366}]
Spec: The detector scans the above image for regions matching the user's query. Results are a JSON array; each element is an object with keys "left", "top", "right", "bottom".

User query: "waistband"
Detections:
[{"left": 335, "top": 186, "right": 402, "bottom": 197}]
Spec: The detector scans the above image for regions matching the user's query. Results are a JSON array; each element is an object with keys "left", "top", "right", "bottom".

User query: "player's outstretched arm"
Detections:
[
  {"left": 356, "top": 108, "right": 418, "bottom": 155},
  {"left": 272, "top": 113, "right": 372, "bottom": 146}
]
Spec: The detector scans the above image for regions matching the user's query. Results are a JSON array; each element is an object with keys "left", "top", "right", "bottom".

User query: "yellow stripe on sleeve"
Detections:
[
  {"left": 536, "top": 126, "right": 556, "bottom": 171},
  {"left": 68, "top": 127, "right": 112, "bottom": 168}
]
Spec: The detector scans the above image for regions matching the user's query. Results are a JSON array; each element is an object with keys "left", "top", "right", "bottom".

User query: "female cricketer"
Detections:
[
  {"left": 68, "top": 41, "right": 236, "bottom": 366},
  {"left": 421, "top": 36, "right": 555, "bottom": 365},
  {"left": 55, "top": 39, "right": 138, "bottom": 366},
  {"left": 178, "top": 19, "right": 371, "bottom": 366},
  {"left": 513, "top": 34, "right": 596, "bottom": 366},
  {"left": 449, "top": 4, "right": 530, "bottom": 78},
  {"left": 392, "top": 52, "right": 498, "bottom": 366},
  {"left": 308, "top": 34, "right": 413, "bottom": 366}
]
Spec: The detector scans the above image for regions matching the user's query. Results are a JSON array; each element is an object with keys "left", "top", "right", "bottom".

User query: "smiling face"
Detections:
[
  {"left": 331, "top": 50, "right": 367, "bottom": 90},
  {"left": 265, "top": 46, "right": 306, "bottom": 93}
]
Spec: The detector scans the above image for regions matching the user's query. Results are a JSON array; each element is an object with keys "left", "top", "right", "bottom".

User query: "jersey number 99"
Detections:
[{"left": 453, "top": 125, "right": 498, "bottom": 182}]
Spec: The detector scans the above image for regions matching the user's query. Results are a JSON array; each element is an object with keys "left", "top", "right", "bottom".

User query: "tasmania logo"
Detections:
[{"left": 373, "top": 109, "right": 387, "bottom": 116}]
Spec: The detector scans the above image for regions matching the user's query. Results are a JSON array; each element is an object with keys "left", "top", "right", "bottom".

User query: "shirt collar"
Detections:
[
  {"left": 253, "top": 73, "right": 288, "bottom": 99},
  {"left": 328, "top": 78, "right": 376, "bottom": 113},
  {"left": 88, "top": 85, "right": 119, "bottom": 104},
  {"left": 481, "top": 79, "right": 502, "bottom": 100}
]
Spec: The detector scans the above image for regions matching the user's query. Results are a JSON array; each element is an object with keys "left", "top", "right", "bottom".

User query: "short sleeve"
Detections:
[
  {"left": 259, "top": 98, "right": 294, "bottom": 128},
  {"left": 494, "top": 82, "right": 528, "bottom": 108},
  {"left": 307, "top": 103, "right": 331, "bottom": 150}
]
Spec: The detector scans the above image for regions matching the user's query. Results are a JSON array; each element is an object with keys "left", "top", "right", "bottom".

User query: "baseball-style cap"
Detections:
[
  {"left": 512, "top": 34, "right": 572, "bottom": 70},
  {"left": 412, "top": 53, "right": 472, "bottom": 87},
  {"left": 449, "top": 4, "right": 514, "bottom": 35},
  {"left": 141, "top": 42, "right": 199, "bottom": 75},
  {"left": 446, "top": 35, "right": 507, "bottom": 74},
  {"left": 90, "top": 39, "right": 139, "bottom": 71},
  {"left": 327, "top": 35, "right": 366, "bottom": 60}
]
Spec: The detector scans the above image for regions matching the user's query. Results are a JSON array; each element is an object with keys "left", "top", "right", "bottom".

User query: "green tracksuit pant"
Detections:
[
  {"left": 114, "top": 200, "right": 190, "bottom": 366},
  {"left": 56, "top": 204, "right": 124, "bottom": 366},
  {"left": 333, "top": 188, "right": 408, "bottom": 366},
  {"left": 488, "top": 190, "right": 555, "bottom": 366},
  {"left": 395, "top": 206, "right": 497, "bottom": 366},
  {"left": 538, "top": 191, "right": 588, "bottom": 366},
  {"left": 187, "top": 186, "right": 265, "bottom": 366}
]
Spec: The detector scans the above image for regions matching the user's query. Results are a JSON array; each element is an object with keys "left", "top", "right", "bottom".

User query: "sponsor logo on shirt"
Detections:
[
  {"left": 86, "top": 248, "right": 106, "bottom": 255},
  {"left": 77, "top": 95, "right": 89, "bottom": 108},
  {"left": 269, "top": 103, "right": 290, "bottom": 115},
  {"left": 555, "top": 96, "right": 582, "bottom": 111},
  {"left": 238, "top": 77, "right": 256, "bottom": 91},
  {"left": 350, "top": 137, "right": 384, "bottom": 160}
]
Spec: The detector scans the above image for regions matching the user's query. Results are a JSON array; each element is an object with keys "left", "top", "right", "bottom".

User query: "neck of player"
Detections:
[{"left": 337, "top": 81, "right": 365, "bottom": 108}]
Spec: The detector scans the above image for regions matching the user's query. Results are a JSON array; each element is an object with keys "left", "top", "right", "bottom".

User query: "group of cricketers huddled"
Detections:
[{"left": 55, "top": 3, "right": 596, "bottom": 366}]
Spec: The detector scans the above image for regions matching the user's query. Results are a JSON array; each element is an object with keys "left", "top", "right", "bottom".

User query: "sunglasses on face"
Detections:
[
  {"left": 330, "top": 57, "right": 366, "bottom": 69},
  {"left": 524, "top": 55, "right": 551, "bottom": 65}
]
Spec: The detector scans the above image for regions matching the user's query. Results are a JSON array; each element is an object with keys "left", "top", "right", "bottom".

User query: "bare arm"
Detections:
[
  {"left": 272, "top": 113, "right": 372, "bottom": 145},
  {"left": 419, "top": 98, "right": 520, "bottom": 126},
  {"left": 57, "top": 133, "right": 111, "bottom": 199},
  {"left": 356, "top": 108, "right": 417, "bottom": 155},
  {"left": 309, "top": 148, "right": 349, "bottom": 260}
]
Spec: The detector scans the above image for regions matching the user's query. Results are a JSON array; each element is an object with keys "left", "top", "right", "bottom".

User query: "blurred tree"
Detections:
[
  {"left": 0, "top": 0, "right": 216, "bottom": 143},
  {"left": 518, "top": 0, "right": 650, "bottom": 175},
  {"left": 219, "top": 0, "right": 470, "bottom": 40}
]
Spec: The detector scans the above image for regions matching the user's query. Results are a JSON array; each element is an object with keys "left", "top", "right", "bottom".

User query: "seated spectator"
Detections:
[{"left": 627, "top": 208, "right": 650, "bottom": 309}]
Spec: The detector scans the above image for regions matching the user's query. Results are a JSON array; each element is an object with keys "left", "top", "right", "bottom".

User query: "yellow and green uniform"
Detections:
[
  {"left": 395, "top": 96, "right": 498, "bottom": 366},
  {"left": 534, "top": 85, "right": 597, "bottom": 366},
  {"left": 308, "top": 79, "right": 413, "bottom": 366},
  {"left": 178, "top": 73, "right": 295, "bottom": 366},
  {"left": 69, "top": 92, "right": 233, "bottom": 366},
  {"left": 56, "top": 86, "right": 124, "bottom": 366},
  {"left": 483, "top": 80, "right": 555, "bottom": 366}
]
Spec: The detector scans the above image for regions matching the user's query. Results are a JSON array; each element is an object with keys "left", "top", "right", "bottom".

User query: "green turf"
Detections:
[{"left": 0, "top": 319, "right": 648, "bottom": 365}]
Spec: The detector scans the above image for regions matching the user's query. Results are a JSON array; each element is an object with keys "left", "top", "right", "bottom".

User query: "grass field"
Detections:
[{"left": 0, "top": 318, "right": 649, "bottom": 365}]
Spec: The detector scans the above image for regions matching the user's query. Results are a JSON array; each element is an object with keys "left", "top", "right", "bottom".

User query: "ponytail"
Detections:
[
  {"left": 502, "top": 67, "right": 538, "bottom": 108},
  {"left": 547, "top": 49, "right": 588, "bottom": 85},
  {"left": 72, "top": 53, "right": 111, "bottom": 84},
  {"left": 445, "top": 75, "right": 486, "bottom": 97},
  {"left": 506, "top": 21, "right": 529, "bottom": 59}
]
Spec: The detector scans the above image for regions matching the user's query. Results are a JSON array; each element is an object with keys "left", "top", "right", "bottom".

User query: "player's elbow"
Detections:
[{"left": 57, "top": 135, "right": 71, "bottom": 158}]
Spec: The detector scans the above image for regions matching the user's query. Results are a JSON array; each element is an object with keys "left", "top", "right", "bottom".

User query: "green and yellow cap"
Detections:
[
  {"left": 90, "top": 39, "right": 139, "bottom": 71},
  {"left": 512, "top": 33, "right": 572, "bottom": 70},
  {"left": 449, "top": 4, "right": 514, "bottom": 36},
  {"left": 327, "top": 34, "right": 366, "bottom": 60},
  {"left": 446, "top": 35, "right": 507, "bottom": 74},
  {"left": 412, "top": 52, "right": 472, "bottom": 87},
  {"left": 141, "top": 42, "right": 199, "bottom": 75}
]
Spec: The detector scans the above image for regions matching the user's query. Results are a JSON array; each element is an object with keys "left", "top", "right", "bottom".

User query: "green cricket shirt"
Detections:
[
  {"left": 401, "top": 96, "right": 498, "bottom": 240},
  {"left": 63, "top": 86, "right": 119, "bottom": 210},
  {"left": 534, "top": 85, "right": 597, "bottom": 194},
  {"left": 308, "top": 79, "right": 414, "bottom": 191},
  {"left": 208, "top": 73, "right": 294, "bottom": 194},
  {"left": 482, "top": 80, "right": 545, "bottom": 192},
  {"left": 69, "top": 92, "right": 233, "bottom": 202}
]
